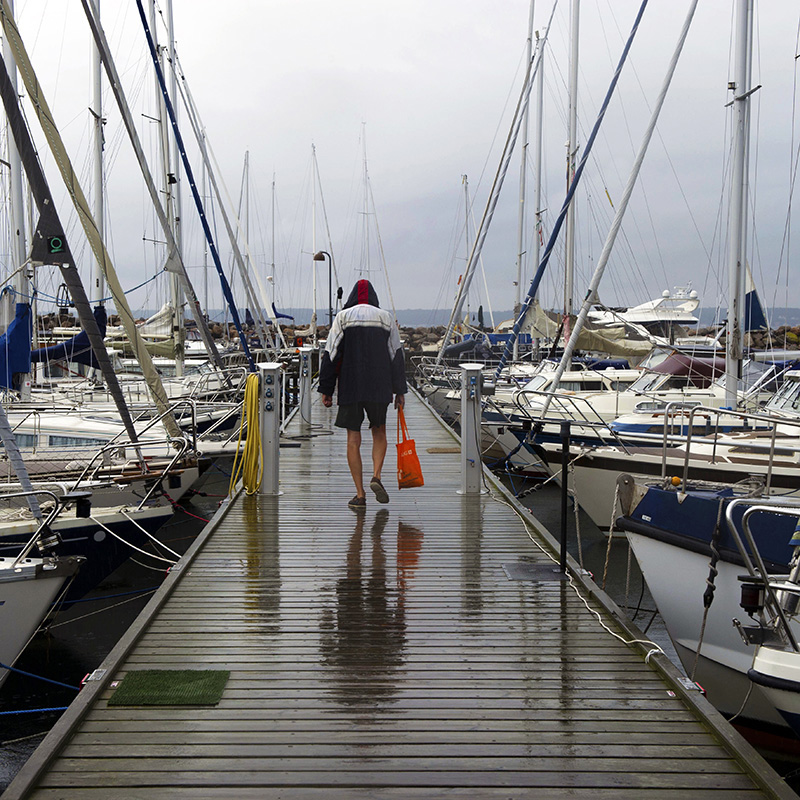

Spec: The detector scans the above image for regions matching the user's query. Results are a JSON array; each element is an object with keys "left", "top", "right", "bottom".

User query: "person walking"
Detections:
[{"left": 318, "top": 279, "right": 407, "bottom": 509}]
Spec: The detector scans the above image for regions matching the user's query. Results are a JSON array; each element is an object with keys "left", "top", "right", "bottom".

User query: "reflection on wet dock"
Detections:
[{"left": 3, "top": 391, "right": 795, "bottom": 798}]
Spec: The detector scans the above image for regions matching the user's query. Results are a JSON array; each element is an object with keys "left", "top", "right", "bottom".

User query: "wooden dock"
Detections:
[{"left": 2, "top": 390, "right": 795, "bottom": 799}]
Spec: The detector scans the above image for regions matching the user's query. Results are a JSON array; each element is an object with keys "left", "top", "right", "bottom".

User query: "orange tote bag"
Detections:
[{"left": 396, "top": 407, "right": 424, "bottom": 489}]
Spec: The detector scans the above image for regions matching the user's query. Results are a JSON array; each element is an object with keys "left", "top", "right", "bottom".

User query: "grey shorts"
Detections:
[{"left": 335, "top": 402, "right": 389, "bottom": 431}]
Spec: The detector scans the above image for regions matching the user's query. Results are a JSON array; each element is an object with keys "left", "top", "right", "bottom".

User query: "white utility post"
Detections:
[
  {"left": 258, "top": 362, "right": 282, "bottom": 496},
  {"left": 298, "top": 346, "right": 313, "bottom": 433},
  {"left": 459, "top": 363, "right": 485, "bottom": 495}
]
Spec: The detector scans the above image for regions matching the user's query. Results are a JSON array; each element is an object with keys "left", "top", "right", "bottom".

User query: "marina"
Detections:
[
  {"left": 1, "top": 391, "right": 795, "bottom": 798},
  {"left": 1, "top": 0, "right": 800, "bottom": 797}
]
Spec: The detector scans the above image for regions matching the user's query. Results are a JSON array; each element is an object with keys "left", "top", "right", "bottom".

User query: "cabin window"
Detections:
[
  {"left": 15, "top": 433, "right": 37, "bottom": 448},
  {"left": 48, "top": 435, "right": 109, "bottom": 448},
  {"left": 558, "top": 380, "right": 603, "bottom": 392}
]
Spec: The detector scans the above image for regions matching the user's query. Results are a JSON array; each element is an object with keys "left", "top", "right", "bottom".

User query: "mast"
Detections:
[
  {"left": 311, "top": 144, "right": 318, "bottom": 345},
  {"left": 164, "top": 0, "right": 185, "bottom": 376},
  {"left": 244, "top": 151, "right": 250, "bottom": 275},
  {"left": 514, "top": 1, "right": 535, "bottom": 306},
  {"left": 201, "top": 134, "right": 208, "bottom": 313},
  {"left": 564, "top": 0, "right": 580, "bottom": 336},
  {"left": 533, "top": 29, "right": 544, "bottom": 292},
  {"left": 463, "top": 174, "right": 470, "bottom": 321},
  {"left": 270, "top": 172, "right": 275, "bottom": 310},
  {"left": 3, "top": 0, "right": 28, "bottom": 395},
  {"left": 361, "top": 123, "right": 370, "bottom": 276},
  {"left": 724, "top": 0, "right": 752, "bottom": 407},
  {"left": 271, "top": 173, "right": 275, "bottom": 282},
  {"left": 91, "top": 0, "right": 104, "bottom": 308},
  {"left": 513, "top": 0, "right": 535, "bottom": 361}
]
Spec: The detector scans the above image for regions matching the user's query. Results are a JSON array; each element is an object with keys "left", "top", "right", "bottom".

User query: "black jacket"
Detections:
[{"left": 318, "top": 280, "right": 407, "bottom": 405}]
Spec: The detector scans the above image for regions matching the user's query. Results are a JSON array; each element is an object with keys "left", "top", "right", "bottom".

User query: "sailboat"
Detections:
[{"left": 609, "top": 0, "right": 800, "bottom": 743}]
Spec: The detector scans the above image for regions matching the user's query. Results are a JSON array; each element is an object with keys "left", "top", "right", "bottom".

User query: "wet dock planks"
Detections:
[{"left": 3, "top": 391, "right": 795, "bottom": 799}]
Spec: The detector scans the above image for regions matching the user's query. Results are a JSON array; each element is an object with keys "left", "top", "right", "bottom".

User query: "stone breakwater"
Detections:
[
  {"left": 275, "top": 325, "right": 447, "bottom": 357},
  {"left": 41, "top": 312, "right": 800, "bottom": 354},
  {"left": 689, "top": 326, "right": 800, "bottom": 350}
]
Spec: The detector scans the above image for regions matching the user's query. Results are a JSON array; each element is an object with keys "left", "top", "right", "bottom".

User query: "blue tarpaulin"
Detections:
[{"left": 31, "top": 305, "right": 106, "bottom": 369}]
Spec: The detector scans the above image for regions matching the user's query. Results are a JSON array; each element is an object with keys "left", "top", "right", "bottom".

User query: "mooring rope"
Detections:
[{"left": 690, "top": 497, "right": 726, "bottom": 682}]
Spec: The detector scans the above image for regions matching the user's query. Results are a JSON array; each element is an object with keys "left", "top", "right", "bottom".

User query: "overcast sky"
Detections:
[{"left": 7, "top": 1, "right": 800, "bottom": 325}]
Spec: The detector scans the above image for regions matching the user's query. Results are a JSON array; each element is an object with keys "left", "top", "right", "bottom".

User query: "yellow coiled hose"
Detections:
[{"left": 229, "top": 372, "right": 263, "bottom": 496}]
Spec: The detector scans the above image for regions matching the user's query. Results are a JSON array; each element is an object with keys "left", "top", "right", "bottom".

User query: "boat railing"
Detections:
[
  {"left": 181, "top": 365, "right": 249, "bottom": 401},
  {"left": 508, "top": 388, "right": 632, "bottom": 453},
  {"left": 9, "top": 410, "right": 42, "bottom": 454},
  {"left": 130, "top": 399, "right": 205, "bottom": 453},
  {"left": 71, "top": 435, "right": 192, "bottom": 511},
  {"left": 9, "top": 488, "right": 87, "bottom": 566},
  {"left": 725, "top": 497, "right": 800, "bottom": 653},
  {"left": 678, "top": 406, "right": 800, "bottom": 492},
  {"left": 411, "top": 356, "right": 463, "bottom": 394},
  {"left": 510, "top": 386, "right": 609, "bottom": 429},
  {"left": 134, "top": 436, "right": 192, "bottom": 510},
  {"left": 193, "top": 402, "right": 243, "bottom": 444}
]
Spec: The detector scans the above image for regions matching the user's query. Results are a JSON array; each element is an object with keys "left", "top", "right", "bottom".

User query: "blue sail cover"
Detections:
[
  {"left": 31, "top": 304, "right": 107, "bottom": 369},
  {"left": 0, "top": 302, "right": 32, "bottom": 388},
  {"left": 272, "top": 303, "right": 293, "bottom": 321},
  {"left": 743, "top": 287, "right": 768, "bottom": 332},
  {"left": 743, "top": 264, "right": 768, "bottom": 332}
]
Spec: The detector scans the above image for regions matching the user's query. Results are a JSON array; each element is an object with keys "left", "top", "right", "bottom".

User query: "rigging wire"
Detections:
[{"left": 497, "top": 0, "right": 651, "bottom": 378}]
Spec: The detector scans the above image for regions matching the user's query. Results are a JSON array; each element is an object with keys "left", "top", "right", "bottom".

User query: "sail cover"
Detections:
[
  {"left": 0, "top": 302, "right": 31, "bottom": 388},
  {"left": 31, "top": 304, "right": 107, "bottom": 369},
  {"left": 743, "top": 265, "right": 768, "bottom": 332}
]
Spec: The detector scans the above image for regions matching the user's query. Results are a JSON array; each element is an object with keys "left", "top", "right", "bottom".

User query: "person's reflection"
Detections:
[{"left": 320, "top": 510, "right": 423, "bottom": 708}]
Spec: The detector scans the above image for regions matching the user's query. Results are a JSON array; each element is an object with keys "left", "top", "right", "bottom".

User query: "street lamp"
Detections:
[{"left": 313, "top": 250, "right": 333, "bottom": 328}]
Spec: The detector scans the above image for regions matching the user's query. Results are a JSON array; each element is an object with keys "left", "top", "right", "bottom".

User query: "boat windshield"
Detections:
[
  {"left": 766, "top": 376, "right": 800, "bottom": 413},
  {"left": 520, "top": 375, "right": 549, "bottom": 393},
  {"left": 629, "top": 372, "right": 667, "bottom": 393}
]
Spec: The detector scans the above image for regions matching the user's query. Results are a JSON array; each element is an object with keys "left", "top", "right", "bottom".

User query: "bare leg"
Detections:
[
  {"left": 371, "top": 424, "right": 387, "bottom": 480},
  {"left": 346, "top": 429, "right": 365, "bottom": 497}
]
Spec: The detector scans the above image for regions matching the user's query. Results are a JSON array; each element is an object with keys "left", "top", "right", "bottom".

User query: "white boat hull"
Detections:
[
  {"left": 749, "top": 647, "right": 800, "bottom": 735},
  {"left": 626, "top": 531, "right": 794, "bottom": 730},
  {"left": 0, "top": 556, "right": 82, "bottom": 688}
]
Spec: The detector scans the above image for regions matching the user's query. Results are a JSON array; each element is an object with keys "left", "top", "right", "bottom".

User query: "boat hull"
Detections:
[
  {"left": 626, "top": 530, "right": 793, "bottom": 730},
  {"left": 0, "top": 556, "right": 82, "bottom": 688}
]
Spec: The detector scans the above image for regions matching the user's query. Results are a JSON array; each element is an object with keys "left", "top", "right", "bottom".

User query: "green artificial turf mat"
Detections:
[{"left": 108, "top": 669, "right": 230, "bottom": 706}]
